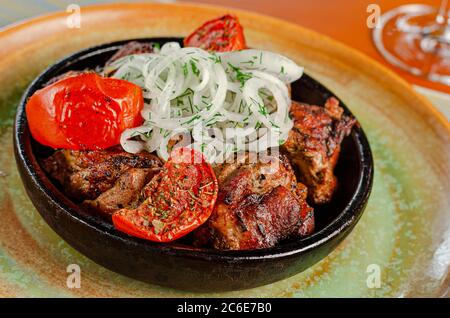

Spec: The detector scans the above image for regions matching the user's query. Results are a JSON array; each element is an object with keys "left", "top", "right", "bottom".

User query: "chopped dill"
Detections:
[
  {"left": 182, "top": 115, "right": 201, "bottom": 126},
  {"left": 182, "top": 62, "right": 188, "bottom": 77},
  {"left": 227, "top": 63, "right": 252, "bottom": 87},
  {"left": 190, "top": 60, "right": 200, "bottom": 77},
  {"left": 209, "top": 53, "right": 222, "bottom": 64},
  {"left": 241, "top": 60, "right": 255, "bottom": 66},
  {"left": 152, "top": 42, "right": 161, "bottom": 51}
]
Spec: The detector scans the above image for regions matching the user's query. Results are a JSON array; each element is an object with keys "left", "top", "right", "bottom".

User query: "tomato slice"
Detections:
[
  {"left": 112, "top": 148, "right": 218, "bottom": 242},
  {"left": 26, "top": 73, "right": 144, "bottom": 150},
  {"left": 184, "top": 15, "right": 246, "bottom": 52}
]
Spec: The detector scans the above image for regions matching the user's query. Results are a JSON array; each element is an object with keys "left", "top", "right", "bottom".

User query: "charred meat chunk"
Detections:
[
  {"left": 282, "top": 98, "right": 356, "bottom": 204},
  {"left": 42, "top": 147, "right": 162, "bottom": 214},
  {"left": 195, "top": 152, "right": 314, "bottom": 250},
  {"left": 82, "top": 168, "right": 154, "bottom": 215},
  {"left": 212, "top": 186, "right": 313, "bottom": 250}
]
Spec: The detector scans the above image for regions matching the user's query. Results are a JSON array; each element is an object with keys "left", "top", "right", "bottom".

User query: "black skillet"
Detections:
[{"left": 14, "top": 38, "right": 373, "bottom": 292}]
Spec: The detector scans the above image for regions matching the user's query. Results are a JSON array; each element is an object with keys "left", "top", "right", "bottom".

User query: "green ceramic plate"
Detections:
[{"left": 0, "top": 3, "right": 448, "bottom": 297}]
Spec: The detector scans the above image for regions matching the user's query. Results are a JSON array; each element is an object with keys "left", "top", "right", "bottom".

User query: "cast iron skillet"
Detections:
[{"left": 14, "top": 38, "right": 373, "bottom": 292}]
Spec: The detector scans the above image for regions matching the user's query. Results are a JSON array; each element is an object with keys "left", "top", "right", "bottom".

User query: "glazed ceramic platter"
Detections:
[{"left": 0, "top": 3, "right": 449, "bottom": 297}]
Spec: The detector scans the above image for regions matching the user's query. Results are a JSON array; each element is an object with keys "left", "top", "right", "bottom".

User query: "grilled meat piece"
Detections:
[
  {"left": 282, "top": 98, "right": 356, "bottom": 204},
  {"left": 212, "top": 186, "right": 313, "bottom": 250},
  {"left": 195, "top": 152, "right": 314, "bottom": 250},
  {"left": 105, "top": 41, "right": 154, "bottom": 66},
  {"left": 42, "top": 147, "right": 162, "bottom": 213},
  {"left": 82, "top": 168, "right": 154, "bottom": 215}
]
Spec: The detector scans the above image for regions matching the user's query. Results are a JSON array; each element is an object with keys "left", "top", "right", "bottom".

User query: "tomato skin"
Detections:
[
  {"left": 184, "top": 15, "right": 246, "bottom": 52},
  {"left": 112, "top": 148, "right": 218, "bottom": 243},
  {"left": 26, "top": 73, "right": 144, "bottom": 150}
]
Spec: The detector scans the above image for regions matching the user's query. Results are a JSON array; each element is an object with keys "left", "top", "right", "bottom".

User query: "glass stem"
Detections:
[
  {"left": 435, "top": 0, "right": 449, "bottom": 25},
  {"left": 435, "top": 0, "right": 450, "bottom": 43}
]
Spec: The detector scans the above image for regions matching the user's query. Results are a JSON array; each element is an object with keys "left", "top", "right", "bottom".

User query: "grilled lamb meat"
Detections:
[
  {"left": 42, "top": 147, "right": 162, "bottom": 214},
  {"left": 195, "top": 152, "right": 314, "bottom": 250},
  {"left": 282, "top": 97, "right": 356, "bottom": 204},
  {"left": 82, "top": 168, "right": 154, "bottom": 215},
  {"left": 105, "top": 41, "right": 154, "bottom": 66}
]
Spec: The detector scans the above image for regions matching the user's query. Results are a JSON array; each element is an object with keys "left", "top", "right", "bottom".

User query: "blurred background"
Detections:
[{"left": 0, "top": 0, "right": 448, "bottom": 117}]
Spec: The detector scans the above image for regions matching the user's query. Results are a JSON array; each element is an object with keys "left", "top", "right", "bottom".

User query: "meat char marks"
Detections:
[
  {"left": 42, "top": 147, "right": 162, "bottom": 215},
  {"left": 195, "top": 153, "right": 314, "bottom": 250},
  {"left": 282, "top": 98, "right": 356, "bottom": 204}
]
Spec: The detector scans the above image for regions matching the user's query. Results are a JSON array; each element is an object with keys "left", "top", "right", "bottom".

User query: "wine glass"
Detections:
[{"left": 373, "top": 0, "right": 450, "bottom": 85}]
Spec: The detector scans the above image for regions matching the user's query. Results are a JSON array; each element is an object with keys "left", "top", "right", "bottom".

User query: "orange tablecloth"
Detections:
[{"left": 183, "top": 0, "right": 449, "bottom": 94}]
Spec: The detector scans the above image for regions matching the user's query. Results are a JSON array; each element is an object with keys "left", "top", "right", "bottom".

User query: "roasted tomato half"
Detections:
[
  {"left": 26, "top": 73, "right": 144, "bottom": 150},
  {"left": 112, "top": 148, "right": 218, "bottom": 242},
  {"left": 184, "top": 14, "right": 246, "bottom": 52}
]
